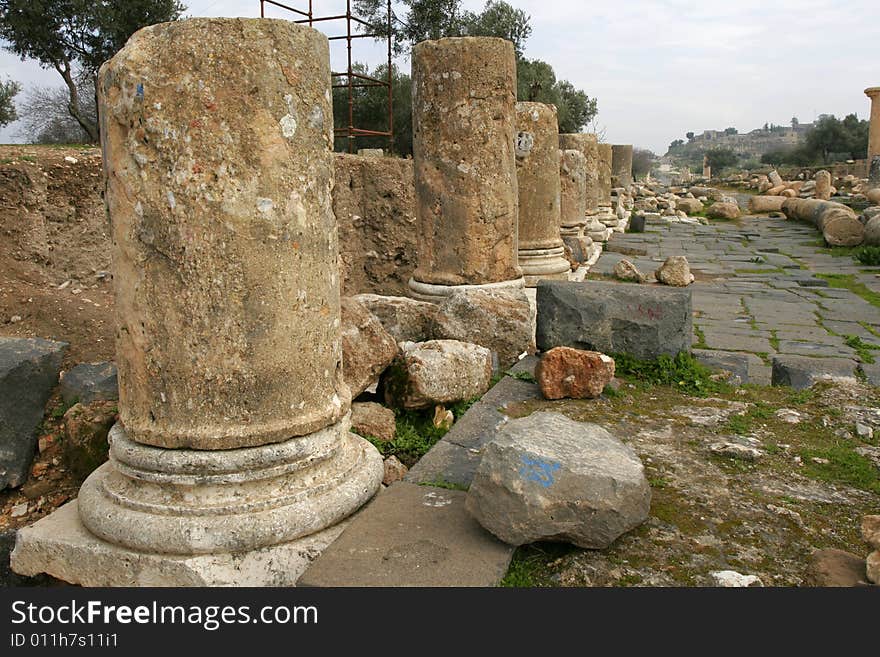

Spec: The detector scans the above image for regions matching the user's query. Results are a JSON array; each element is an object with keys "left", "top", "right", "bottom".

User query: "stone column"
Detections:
[
  {"left": 612, "top": 144, "right": 634, "bottom": 188},
  {"left": 596, "top": 143, "right": 614, "bottom": 221},
  {"left": 559, "top": 149, "right": 587, "bottom": 237},
  {"left": 560, "top": 133, "right": 599, "bottom": 219},
  {"left": 13, "top": 18, "right": 382, "bottom": 585},
  {"left": 514, "top": 102, "right": 569, "bottom": 286},
  {"left": 409, "top": 37, "right": 524, "bottom": 302},
  {"left": 867, "top": 87, "right": 880, "bottom": 181}
]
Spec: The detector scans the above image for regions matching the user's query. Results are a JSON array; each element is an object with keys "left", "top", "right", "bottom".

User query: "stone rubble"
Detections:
[{"left": 535, "top": 347, "right": 615, "bottom": 400}]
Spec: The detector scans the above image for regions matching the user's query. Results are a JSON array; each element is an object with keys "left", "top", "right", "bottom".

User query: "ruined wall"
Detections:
[{"left": 333, "top": 153, "right": 418, "bottom": 297}]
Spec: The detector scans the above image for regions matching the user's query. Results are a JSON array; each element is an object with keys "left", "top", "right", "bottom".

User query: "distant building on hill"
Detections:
[{"left": 672, "top": 119, "right": 814, "bottom": 159}]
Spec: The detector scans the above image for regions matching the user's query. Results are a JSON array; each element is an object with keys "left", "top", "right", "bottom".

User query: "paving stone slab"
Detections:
[
  {"left": 771, "top": 355, "right": 858, "bottom": 389},
  {"left": 298, "top": 482, "right": 514, "bottom": 587},
  {"left": 692, "top": 349, "right": 763, "bottom": 385},
  {"left": 776, "top": 340, "right": 855, "bottom": 359}
]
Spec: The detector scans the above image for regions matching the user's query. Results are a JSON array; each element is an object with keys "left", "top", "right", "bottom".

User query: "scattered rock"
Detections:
[
  {"left": 536, "top": 280, "right": 692, "bottom": 360},
  {"left": 775, "top": 408, "right": 802, "bottom": 424},
  {"left": 709, "top": 441, "right": 763, "bottom": 461},
  {"left": 0, "top": 337, "right": 68, "bottom": 490},
  {"left": 535, "top": 347, "right": 615, "bottom": 400},
  {"left": 466, "top": 411, "right": 651, "bottom": 549},
  {"left": 856, "top": 422, "right": 874, "bottom": 440},
  {"left": 654, "top": 255, "right": 694, "bottom": 287},
  {"left": 341, "top": 297, "right": 399, "bottom": 398},
  {"left": 62, "top": 401, "right": 117, "bottom": 481},
  {"left": 432, "top": 288, "right": 533, "bottom": 370},
  {"left": 675, "top": 197, "right": 703, "bottom": 214},
  {"left": 351, "top": 294, "right": 438, "bottom": 343},
  {"left": 710, "top": 570, "right": 763, "bottom": 587},
  {"left": 384, "top": 340, "right": 493, "bottom": 410},
  {"left": 706, "top": 202, "right": 740, "bottom": 220},
  {"left": 433, "top": 405, "right": 454, "bottom": 431},
  {"left": 868, "top": 551, "right": 880, "bottom": 585},
  {"left": 59, "top": 361, "right": 118, "bottom": 405},
  {"left": 382, "top": 456, "right": 408, "bottom": 486},
  {"left": 863, "top": 515, "right": 880, "bottom": 550},
  {"left": 350, "top": 402, "right": 396, "bottom": 442},
  {"left": 11, "top": 502, "right": 28, "bottom": 518},
  {"left": 806, "top": 549, "right": 868, "bottom": 587},
  {"left": 613, "top": 258, "right": 646, "bottom": 283}
]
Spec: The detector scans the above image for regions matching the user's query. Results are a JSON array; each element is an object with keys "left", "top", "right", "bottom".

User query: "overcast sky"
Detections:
[{"left": 1, "top": 0, "right": 877, "bottom": 153}]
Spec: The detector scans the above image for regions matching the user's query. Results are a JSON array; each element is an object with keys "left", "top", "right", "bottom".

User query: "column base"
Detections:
[
  {"left": 75, "top": 416, "right": 383, "bottom": 556},
  {"left": 517, "top": 246, "right": 571, "bottom": 287},
  {"left": 407, "top": 277, "right": 526, "bottom": 303},
  {"left": 10, "top": 500, "right": 350, "bottom": 586}
]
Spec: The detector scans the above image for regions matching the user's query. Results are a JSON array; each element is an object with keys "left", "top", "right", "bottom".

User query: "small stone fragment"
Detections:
[
  {"left": 613, "top": 259, "right": 646, "bottom": 283},
  {"left": 654, "top": 255, "right": 694, "bottom": 287},
  {"left": 535, "top": 347, "right": 615, "bottom": 400},
  {"left": 341, "top": 297, "right": 399, "bottom": 398},
  {"left": 855, "top": 422, "right": 874, "bottom": 440},
  {"left": 433, "top": 405, "right": 454, "bottom": 431},
  {"left": 351, "top": 402, "right": 396, "bottom": 443},
  {"left": 775, "top": 408, "right": 802, "bottom": 424},
  {"left": 10, "top": 503, "right": 28, "bottom": 518},
  {"left": 382, "top": 456, "right": 408, "bottom": 486},
  {"left": 709, "top": 442, "right": 763, "bottom": 461},
  {"left": 862, "top": 515, "right": 880, "bottom": 550},
  {"left": 62, "top": 401, "right": 117, "bottom": 481},
  {"left": 711, "top": 570, "right": 763, "bottom": 587}
]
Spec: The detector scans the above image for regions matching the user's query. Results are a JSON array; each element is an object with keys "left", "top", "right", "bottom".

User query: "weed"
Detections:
[
  {"left": 817, "top": 274, "right": 880, "bottom": 309},
  {"left": 613, "top": 352, "right": 730, "bottom": 396},
  {"left": 844, "top": 335, "right": 880, "bottom": 364},
  {"left": 786, "top": 388, "right": 815, "bottom": 405},
  {"left": 363, "top": 408, "right": 448, "bottom": 466},
  {"left": 506, "top": 370, "right": 536, "bottom": 384},
  {"left": 603, "top": 384, "right": 622, "bottom": 398},
  {"left": 693, "top": 325, "right": 708, "bottom": 349},
  {"left": 769, "top": 329, "right": 780, "bottom": 351},
  {"left": 855, "top": 246, "right": 880, "bottom": 266},
  {"left": 500, "top": 543, "right": 575, "bottom": 587},
  {"left": 49, "top": 398, "right": 77, "bottom": 420},
  {"left": 800, "top": 445, "right": 880, "bottom": 494},
  {"left": 419, "top": 480, "right": 469, "bottom": 492}
]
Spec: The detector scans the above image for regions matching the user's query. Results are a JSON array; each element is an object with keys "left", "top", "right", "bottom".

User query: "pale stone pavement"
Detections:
[{"left": 593, "top": 214, "right": 880, "bottom": 384}]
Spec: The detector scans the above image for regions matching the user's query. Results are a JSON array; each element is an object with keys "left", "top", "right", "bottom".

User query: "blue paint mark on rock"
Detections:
[
  {"left": 519, "top": 456, "right": 561, "bottom": 488},
  {"left": 136, "top": 83, "right": 144, "bottom": 97}
]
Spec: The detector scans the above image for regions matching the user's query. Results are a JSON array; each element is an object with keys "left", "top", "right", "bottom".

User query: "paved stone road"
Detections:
[{"left": 593, "top": 213, "right": 880, "bottom": 384}]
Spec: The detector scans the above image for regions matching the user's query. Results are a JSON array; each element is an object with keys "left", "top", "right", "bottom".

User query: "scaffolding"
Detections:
[{"left": 259, "top": 1, "right": 394, "bottom": 154}]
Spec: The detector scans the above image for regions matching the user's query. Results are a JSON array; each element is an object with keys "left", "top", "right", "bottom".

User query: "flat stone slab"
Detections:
[
  {"left": 776, "top": 340, "right": 855, "bottom": 359},
  {"left": 692, "top": 349, "right": 763, "bottom": 385},
  {"left": 298, "top": 482, "right": 514, "bottom": 587},
  {"left": 11, "top": 500, "right": 348, "bottom": 587},
  {"left": 860, "top": 363, "right": 880, "bottom": 386},
  {"left": 771, "top": 355, "right": 858, "bottom": 389},
  {"left": 59, "top": 361, "right": 118, "bottom": 405}
]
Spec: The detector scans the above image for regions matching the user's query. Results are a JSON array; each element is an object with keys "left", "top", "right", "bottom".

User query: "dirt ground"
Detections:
[{"left": 0, "top": 145, "right": 114, "bottom": 368}]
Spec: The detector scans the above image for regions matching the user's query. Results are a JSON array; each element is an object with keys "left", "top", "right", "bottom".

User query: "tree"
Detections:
[
  {"left": 802, "top": 113, "right": 868, "bottom": 163},
  {"left": 791, "top": 117, "right": 799, "bottom": 128},
  {"left": 686, "top": 131, "right": 694, "bottom": 141},
  {"left": 16, "top": 84, "right": 95, "bottom": 144},
  {"left": 333, "top": 63, "right": 413, "bottom": 156},
  {"left": 0, "top": 0, "right": 185, "bottom": 143},
  {"left": 0, "top": 77, "right": 20, "bottom": 127},
  {"left": 354, "top": 1, "right": 597, "bottom": 137},
  {"left": 460, "top": 0, "right": 530, "bottom": 58},
  {"left": 704, "top": 147, "right": 738, "bottom": 171},
  {"left": 668, "top": 138, "right": 685, "bottom": 151},
  {"left": 631, "top": 148, "right": 655, "bottom": 180},
  {"left": 724, "top": 127, "right": 737, "bottom": 135}
]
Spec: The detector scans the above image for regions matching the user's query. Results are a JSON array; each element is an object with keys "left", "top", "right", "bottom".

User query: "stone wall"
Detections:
[{"left": 333, "top": 153, "right": 418, "bottom": 297}]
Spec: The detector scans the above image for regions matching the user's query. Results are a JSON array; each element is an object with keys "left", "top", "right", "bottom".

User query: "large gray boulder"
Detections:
[
  {"left": 59, "top": 362, "right": 118, "bottom": 405},
  {"left": 1, "top": 337, "right": 68, "bottom": 489},
  {"left": 432, "top": 288, "right": 534, "bottom": 370},
  {"left": 466, "top": 412, "right": 650, "bottom": 548},
  {"left": 536, "top": 280, "right": 692, "bottom": 359}
]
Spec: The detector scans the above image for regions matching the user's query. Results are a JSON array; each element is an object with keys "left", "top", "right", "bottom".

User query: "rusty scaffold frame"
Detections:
[{"left": 259, "top": 0, "right": 394, "bottom": 154}]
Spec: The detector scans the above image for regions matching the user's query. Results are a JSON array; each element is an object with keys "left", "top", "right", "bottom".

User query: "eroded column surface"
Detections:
[
  {"left": 515, "top": 102, "right": 569, "bottom": 285},
  {"left": 560, "top": 133, "right": 599, "bottom": 218},
  {"left": 559, "top": 149, "right": 587, "bottom": 237},
  {"left": 596, "top": 143, "right": 613, "bottom": 220},
  {"left": 612, "top": 144, "right": 634, "bottom": 189},
  {"left": 409, "top": 37, "right": 523, "bottom": 302},
  {"left": 77, "top": 18, "right": 383, "bottom": 556},
  {"left": 867, "top": 87, "right": 880, "bottom": 173}
]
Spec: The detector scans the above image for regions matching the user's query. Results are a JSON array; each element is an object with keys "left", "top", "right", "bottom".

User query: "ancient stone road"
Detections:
[{"left": 594, "top": 214, "right": 880, "bottom": 384}]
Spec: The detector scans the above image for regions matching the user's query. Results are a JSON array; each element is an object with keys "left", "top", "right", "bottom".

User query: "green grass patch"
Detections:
[
  {"left": 855, "top": 246, "right": 880, "bottom": 266},
  {"left": 844, "top": 334, "right": 880, "bottom": 364},
  {"left": 734, "top": 267, "right": 784, "bottom": 275},
  {"left": 506, "top": 370, "right": 536, "bottom": 384},
  {"left": 722, "top": 402, "right": 775, "bottom": 434},
  {"left": 419, "top": 480, "right": 469, "bottom": 491},
  {"left": 769, "top": 329, "right": 780, "bottom": 351},
  {"left": 613, "top": 352, "right": 731, "bottom": 397},
  {"left": 693, "top": 325, "right": 708, "bottom": 349},
  {"left": 362, "top": 408, "right": 449, "bottom": 467},
  {"left": 500, "top": 543, "right": 575, "bottom": 587},
  {"left": 786, "top": 388, "right": 816, "bottom": 405},
  {"left": 49, "top": 398, "right": 78, "bottom": 420},
  {"left": 817, "top": 273, "right": 880, "bottom": 309},
  {"left": 800, "top": 445, "right": 880, "bottom": 494}
]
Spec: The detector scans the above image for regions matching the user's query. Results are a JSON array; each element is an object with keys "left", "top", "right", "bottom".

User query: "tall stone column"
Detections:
[
  {"left": 559, "top": 149, "right": 587, "bottom": 237},
  {"left": 560, "top": 133, "right": 599, "bottom": 219},
  {"left": 612, "top": 144, "right": 634, "bottom": 188},
  {"left": 866, "top": 87, "right": 880, "bottom": 180},
  {"left": 12, "top": 18, "right": 382, "bottom": 586},
  {"left": 409, "top": 37, "right": 524, "bottom": 302},
  {"left": 702, "top": 154, "right": 712, "bottom": 180},
  {"left": 596, "top": 142, "right": 614, "bottom": 221},
  {"left": 515, "top": 102, "right": 569, "bottom": 286}
]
